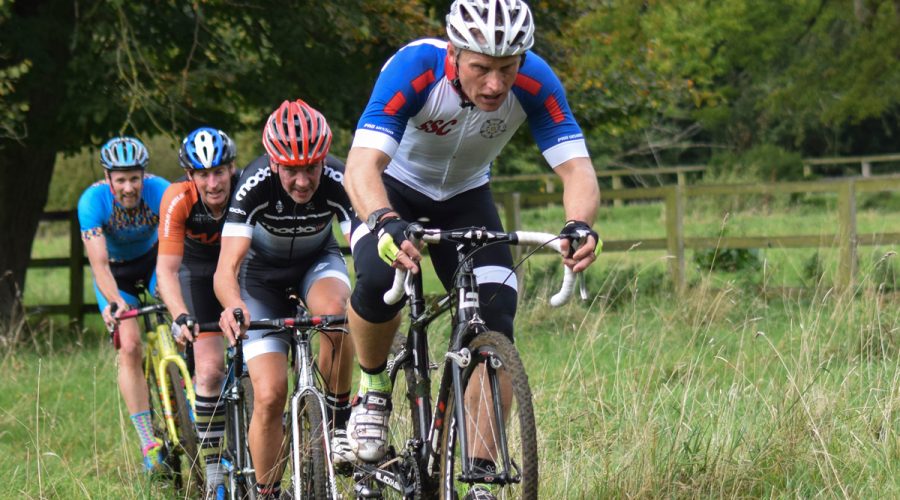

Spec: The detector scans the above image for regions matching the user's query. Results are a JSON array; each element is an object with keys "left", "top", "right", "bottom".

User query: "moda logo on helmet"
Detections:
[{"left": 235, "top": 168, "right": 271, "bottom": 201}]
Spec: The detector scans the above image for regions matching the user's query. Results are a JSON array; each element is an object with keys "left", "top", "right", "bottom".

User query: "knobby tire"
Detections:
[
  {"left": 289, "top": 393, "right": 329, "bottom": 499},
  {"left": 167, "top": 363, "right": 203, "bottom": 496},
  {"left": 439, "top": 331, "right": 538, "bottom": 500}
]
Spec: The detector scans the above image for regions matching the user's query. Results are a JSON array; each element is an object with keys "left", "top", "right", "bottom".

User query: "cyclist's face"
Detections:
[
  {"left": 188, "top": 164, "right": 234, "bottom": 209},
  {"left": 107, "top": 169, "right": 143, "bottom": 209},
  {"left": 271, "top": 160, "right": 322, "bottom": 204},
  {"left": 450, "top": 46, "right": 521, "bottom": 112}
]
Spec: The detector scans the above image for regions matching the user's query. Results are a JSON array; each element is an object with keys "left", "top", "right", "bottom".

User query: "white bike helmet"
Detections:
[{"left": 446, "top": 0, "right": 535, "bottom": 57}]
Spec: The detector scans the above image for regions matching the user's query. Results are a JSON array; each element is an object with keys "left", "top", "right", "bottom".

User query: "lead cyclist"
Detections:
[{"left": 342, "top": 1, "right": 600, "bottom": 498}]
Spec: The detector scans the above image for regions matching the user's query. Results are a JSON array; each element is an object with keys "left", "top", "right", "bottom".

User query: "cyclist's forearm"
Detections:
[
  {"left": 214, "top": 236, "right": 250, "bottom": 309},
  {"left": 557, "top": 157, "right": 600, "bottom": 225},
  {"left": 93, "top": 266, "right": 123, "bottom": 305},
  {"left": 156, "top": 256, "right": 190, "bottom": 318},
  {"left": 213, "top": 270, "right": 242, "bottom": 309},
  {"left": 83, "top": 237, "right": 124, "bottom": 305},
  {"left": 345, "top": 146, "right": 393, "bottom": 218}
]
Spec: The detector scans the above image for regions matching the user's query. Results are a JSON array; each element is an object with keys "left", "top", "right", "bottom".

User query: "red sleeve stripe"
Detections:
[
  {"left": 411, "top": 70, "right": 436, "bottom": 93},
  {"left": 384, "top": 91, "right": 407, "bottom": 116},
  {"left": 514, "top": 73, "right": 542, "bottom": 96},
  {"left": 544, "top": 95, "right": 565, "bottom": 123}
]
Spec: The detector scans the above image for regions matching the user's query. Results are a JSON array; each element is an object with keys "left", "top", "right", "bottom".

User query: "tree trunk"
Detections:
[{"left": 0, "top": 0, "right": 75, "bottom": 323}]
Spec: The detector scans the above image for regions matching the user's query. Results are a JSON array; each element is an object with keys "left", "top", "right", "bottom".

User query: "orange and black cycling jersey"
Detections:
[{"left": 158, "top": 174, "right": 239, "bottom": 262}]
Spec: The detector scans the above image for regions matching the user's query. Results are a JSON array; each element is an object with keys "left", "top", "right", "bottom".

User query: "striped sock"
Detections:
[
  {"left": 358, "top": 362, "right": 391, "bottom": 395},
  {"left": 256, "top": 481, "right": 281, "bottom": 498},
  {"left": 195, "top": 394, "right": 226, "bottom": 488},
  {"left": 130, "top": 411, "right": 159, "bottom": 451},
  {"left": 325, "top": 390, "right": 352, "bottom": 430}
]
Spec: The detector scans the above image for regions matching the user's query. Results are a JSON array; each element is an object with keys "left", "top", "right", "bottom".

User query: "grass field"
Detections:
[{"left": 4, "top": 198, "right": 900, "bottom": 497}]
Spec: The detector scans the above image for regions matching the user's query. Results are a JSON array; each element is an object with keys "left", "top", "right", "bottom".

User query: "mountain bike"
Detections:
[
  {"left": 108, "top": 300, "right": 202, "bottom": 494},
  {"left": 202, "top": 305, "right": 349, "bottom": 499},
  {"left": 350, "top": 225, "right": 581, "bottom": 499}
]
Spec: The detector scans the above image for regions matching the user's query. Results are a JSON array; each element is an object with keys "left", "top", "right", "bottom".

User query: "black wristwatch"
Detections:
[{"left": 366, "top": 207, "right": 395, "bottom": 232}]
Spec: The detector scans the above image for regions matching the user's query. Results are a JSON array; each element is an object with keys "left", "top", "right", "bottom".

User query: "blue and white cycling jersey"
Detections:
[
  {"left": 352, "top": 38, "right": 590, "bottom": 201},
  {"left": 77, "top": 174, "right": 169, "bottom": 262}
]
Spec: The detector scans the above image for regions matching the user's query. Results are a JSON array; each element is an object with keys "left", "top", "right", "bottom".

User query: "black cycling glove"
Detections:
[
  {"left": 172, "top": 313, "right": 197, "bottom": 341},
  {"left": 559, "top": 220, "right": 600, "bottom": 257},
  {"left": 375, "top": 217, "right": 410, "bottom": 265}
]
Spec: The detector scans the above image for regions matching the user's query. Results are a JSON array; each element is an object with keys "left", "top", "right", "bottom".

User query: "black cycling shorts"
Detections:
[
  {"left": 178, "top": 256, "right": 221, "bottom": 326},
  {"left": 349, "top": 177, "right": 518, "bottom": 338}
]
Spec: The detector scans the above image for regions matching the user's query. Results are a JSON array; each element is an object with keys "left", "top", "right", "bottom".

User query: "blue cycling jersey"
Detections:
[
  {"left": 352, "top": 38, "right": 590, "bottom": 201},
  {"left": 77, "top": 174, "right": 170, "bottom": 262}
]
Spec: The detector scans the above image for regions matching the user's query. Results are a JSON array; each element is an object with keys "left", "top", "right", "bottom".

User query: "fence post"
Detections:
[
  {"left": 69, "top": 210, "right": 85, "bottom": 328},
  {"left": 665, "top": 185, "right": 686, "bottom": 294},
  {"left": 497, "top": 192, "right": 524, "bottom": 291},
  {"left": 611, "top": 175, "right": 624, "bottom": 208},
  {"left": 861, "top": 161, "right": 871, "bottom": 177},
  {"left": 837, "top": 180, "right": 858, "bottom": 290}
]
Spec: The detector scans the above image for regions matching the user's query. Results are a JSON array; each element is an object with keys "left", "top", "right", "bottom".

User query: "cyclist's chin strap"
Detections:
[
  {"left": 451, "top": 56, "right": 475, "bottom": 109},
  {"left": 451, "top": 78, "right": 475, "bottom": 109}
]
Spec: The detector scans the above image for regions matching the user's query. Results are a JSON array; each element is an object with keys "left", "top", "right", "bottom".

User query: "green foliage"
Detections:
[
  {"left": 704, "top": 144, "right": 804, "bottom": 183},
  {"left": 802, "top": 251, "right": 826, "bottom": 288},
  {"left": 871, "top": 251, "right": 898, "bottom": 292},
  {"left": 693, "top": 247, "right": 762, "bottom": 273}
]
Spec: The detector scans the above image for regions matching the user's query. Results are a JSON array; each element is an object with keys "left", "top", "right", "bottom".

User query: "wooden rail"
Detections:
[
  {"left": 492, "top": 153, "right": 900, "bottom": 204},
  {"left": 495, "top": 176, "right": 900, "bottom": 294}
]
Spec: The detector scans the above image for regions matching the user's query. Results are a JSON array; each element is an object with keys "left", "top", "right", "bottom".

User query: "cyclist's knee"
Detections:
[
  {"left": 194, "top": 365, "right": 225, "bottom": 392},
  {"left": 252, "top": 380, "right": 287, "bottom": 415},
  {"left": 117, "top": 336, "right": 143, "bottom": 361}
]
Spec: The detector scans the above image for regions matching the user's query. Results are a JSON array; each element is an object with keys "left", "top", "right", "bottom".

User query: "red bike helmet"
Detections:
[{"left": 262, "top": 99, "right": 332, "bottom": 166}]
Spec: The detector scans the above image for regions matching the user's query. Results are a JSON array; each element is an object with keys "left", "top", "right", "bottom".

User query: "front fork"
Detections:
[
  {"left": 290, "top": 339, "right": 339, "bottom": 498},
  {"left": 145, "top": 324, "right": 197, "bottom": 447}
]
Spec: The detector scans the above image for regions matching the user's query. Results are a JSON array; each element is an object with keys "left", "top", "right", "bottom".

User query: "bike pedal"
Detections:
[{"left": 353, "top": 482, "right": 383, "bottom": 499}]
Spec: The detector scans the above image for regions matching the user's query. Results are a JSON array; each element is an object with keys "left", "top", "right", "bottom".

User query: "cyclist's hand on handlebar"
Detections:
[
  {"left": 102, "top": 298, "right": 128, "bottom": 328},
  {"left": 559, "top": 220, "right": 602, "bottom": 273},
  {"left": 219, "top": 306, "right": 248, "bottom": 346},
  {"left": 376, "top": 217, "right": 421, "bottom": 273},
  {"left": 172, "top": 313, "right": 199, "bottom": 345}
]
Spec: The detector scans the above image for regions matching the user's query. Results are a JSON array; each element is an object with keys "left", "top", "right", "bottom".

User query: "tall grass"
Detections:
[
  {"left": 0, "top": 321, "right": 191, "bottom": 498},
  {"left": 7, "top": 196, "right": 898, "bottom": 497},
  {"left": 516, "top": 252, "right": 900, "bottom": 497}
]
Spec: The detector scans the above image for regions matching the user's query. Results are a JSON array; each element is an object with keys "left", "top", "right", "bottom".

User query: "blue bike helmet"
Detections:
[
  {"left": 99, "top": 136, "right": 150, "bottom": 171},
  {"left": 179, "top": 127, "right": 237, "bottom": 169}
]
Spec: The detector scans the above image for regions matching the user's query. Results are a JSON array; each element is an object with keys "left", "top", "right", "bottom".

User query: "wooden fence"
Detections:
[
  {"left": 493, "top": 153, "right": 900, "bottom": 206},
  {"left": 28, "top": 176, "right": 900, "bottom": 325},
  {"left": 495, "top": 176, "right": 900, "bottom": 293}
]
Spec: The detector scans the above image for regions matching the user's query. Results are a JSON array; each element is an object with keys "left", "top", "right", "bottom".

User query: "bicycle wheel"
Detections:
[
  {"left": 145, "top": 363, "right": 179, "bottom": 487},
  {"left": 287, "top": 393, "right": 329, "bottom": 498},
  {"left": 388, "top": 331, "right": 429, "bottom": 496},
  {"left": 224, "top": 385, "right": 255, "bottom": 500},
  {"left": 167, "top": 363, "right": 204, "bottom": 495},
  {"left": 439, "top": 331, "right": 538, "bottom": 500}
]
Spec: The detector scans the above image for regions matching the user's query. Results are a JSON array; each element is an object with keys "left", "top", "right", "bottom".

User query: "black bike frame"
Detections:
[{"left": 387, "top": 243, "right": 512, "bottom": 490}]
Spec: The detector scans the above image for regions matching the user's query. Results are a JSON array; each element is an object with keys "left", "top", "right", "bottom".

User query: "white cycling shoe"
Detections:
[
  {"left": 331, "top": 428, "right": 357, "bottom": 467},
  {"left": 346, "top": 391, "right": 392, "bottom": 462}
]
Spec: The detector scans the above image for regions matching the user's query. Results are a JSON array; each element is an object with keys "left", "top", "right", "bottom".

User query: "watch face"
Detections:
[{"left": 367, "top": 208, "right": 387, "bottom": 230}]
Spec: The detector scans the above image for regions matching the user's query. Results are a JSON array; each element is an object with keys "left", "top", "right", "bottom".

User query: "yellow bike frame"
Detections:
[{"left": 144, "top": 322, "right": 197, "bottom": 447}]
